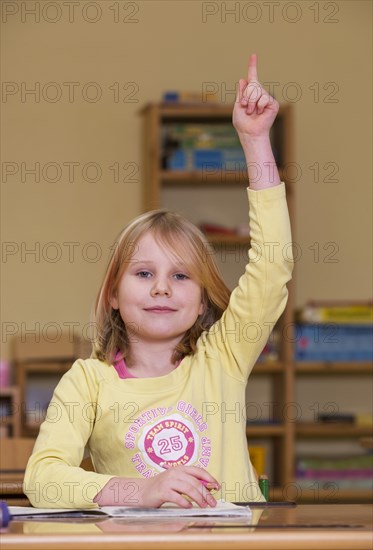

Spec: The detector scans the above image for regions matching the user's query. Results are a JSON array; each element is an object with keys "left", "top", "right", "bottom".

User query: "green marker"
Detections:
[{"left": 259, "top": 474, "right": 269, "bottom": 501}]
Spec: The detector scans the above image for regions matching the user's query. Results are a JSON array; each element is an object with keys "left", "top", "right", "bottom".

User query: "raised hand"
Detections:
[{"left": 233, "top": 54, "right": 279, "bottom": 139}]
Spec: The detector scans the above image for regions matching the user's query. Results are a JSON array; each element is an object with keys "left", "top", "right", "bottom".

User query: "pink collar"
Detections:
[
  {"left": 113, "top": 352, "right": 137, "bottom": 379},
  {"left": 113, "top": 351, "right": 182, "bottom": 379}
]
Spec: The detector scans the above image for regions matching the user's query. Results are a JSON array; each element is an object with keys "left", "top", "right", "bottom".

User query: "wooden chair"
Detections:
[
  {"left": 10, "top": 333, "right": 91, "bottom": 437},
  {"left": 0, "top": 437, "right": 36, "bottom": 505}
]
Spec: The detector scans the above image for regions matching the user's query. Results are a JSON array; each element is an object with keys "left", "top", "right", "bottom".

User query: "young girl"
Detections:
[{"left": 24, "top": 54, "right": 293, "bottom": 509}]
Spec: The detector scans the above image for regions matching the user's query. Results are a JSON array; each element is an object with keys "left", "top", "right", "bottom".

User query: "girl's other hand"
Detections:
[
  {"left": 233, "top": 53, "right": 279, "bottom": 139},
  {"left": 142, "top": 466, "right": 220, "bottom": 509}
]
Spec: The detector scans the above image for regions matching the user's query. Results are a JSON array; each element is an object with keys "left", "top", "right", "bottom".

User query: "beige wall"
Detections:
[{"left": 1, "top": 0, "right": 372, "bottom": 360}]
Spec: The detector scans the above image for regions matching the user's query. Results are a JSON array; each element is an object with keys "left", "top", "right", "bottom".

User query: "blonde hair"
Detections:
[{"left": 93, "top": 209, "right": 231, "bottom": 365}]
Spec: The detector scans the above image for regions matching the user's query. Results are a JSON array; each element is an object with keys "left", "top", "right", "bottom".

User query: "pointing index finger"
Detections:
[{"left": 248, "top": 53, "right": 258, "bottom": 82}]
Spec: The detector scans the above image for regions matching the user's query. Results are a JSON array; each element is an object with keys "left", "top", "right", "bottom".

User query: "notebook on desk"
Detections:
[{"left": 7, "top": 500, "right": 252, "bottom": 520}]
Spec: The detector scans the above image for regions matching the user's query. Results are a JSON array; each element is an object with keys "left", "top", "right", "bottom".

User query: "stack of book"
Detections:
[
  {"left": 294, "top": 301, "right": 373, "bottom": 361},
  {"left": 296, "top": 454, "right": 373, "bottom": 490},
  {"left": 162, "top": 123, "right": 247, "bottom": 171}
]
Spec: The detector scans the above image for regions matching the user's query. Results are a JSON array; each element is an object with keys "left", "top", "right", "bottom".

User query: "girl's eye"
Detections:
[
  {"left": 174, "top": 273, "right": 189, "bottom": 280},
  {"left": 137, "top": 271, "right": 152, "bottom": 278}
]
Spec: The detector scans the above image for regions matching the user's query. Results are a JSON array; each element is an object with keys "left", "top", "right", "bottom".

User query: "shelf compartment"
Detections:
[
  {"left": 251, "top": 361, "right": 285, "bottom": 375},
  {"left": 161, "top": 168, "right": 287, "bottom": 185},
  {"left": 203, "top": 233, "right": 249, "bottom": 245},
  {"left": 296, "top": 361, "right": 373, "bottom": 375},
  {"left": 246, "top": 424, "right": 286, "bottom": 437},
  {"left": 295, "top": 488, "right": 373, "bottom": 503},
  {"left": 296, "top": 423, "right": 373, "bottom": 438},
  {"left": 161, "top": 170, "right": 248, "bottom": 184},
  {"left": 22, "top": 422, "right": 42, "bottom": 438},
  {"left": 154, "top": 103, "right": 235, "bottom": 119},
  {"left": 0, "top": 419, "right": 15, "bottom": 427},
  {"left": 17, "top": 362, "right": 72, "bottom": 374}
]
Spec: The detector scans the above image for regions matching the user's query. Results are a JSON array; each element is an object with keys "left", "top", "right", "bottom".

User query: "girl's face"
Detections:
[{"left": 111, "top": 232, "right": 204, "bottom": 349}]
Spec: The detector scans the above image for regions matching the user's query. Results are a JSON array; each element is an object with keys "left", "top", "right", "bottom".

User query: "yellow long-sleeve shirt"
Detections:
[{"left": 24, "top": 182, "right": 293, "bottom": 508}]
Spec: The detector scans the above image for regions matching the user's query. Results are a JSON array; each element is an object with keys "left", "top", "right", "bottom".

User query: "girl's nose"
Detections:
[{"left": 150, "top": 279, "right": 171, "bottom": 297}]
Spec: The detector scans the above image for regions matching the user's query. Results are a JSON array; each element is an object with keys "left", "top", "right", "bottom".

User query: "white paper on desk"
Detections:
[
  {"left": 9, "top": 501, "right": 252, "bottom": 519},
  {"left": 101, "top": 500, "right": 252, "bottom": 518}
]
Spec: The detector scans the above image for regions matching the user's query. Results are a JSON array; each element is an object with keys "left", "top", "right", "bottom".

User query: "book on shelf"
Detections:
[
  {"left": 296, "top": 478, "right": 373, "bottom": 490},
  {"left": 199, "top": 222, "right": 238, "bottom": 236},
  {"left": 296, "top": 454, "right": 373, "bottom": 490},
  {"left": 296, "top": 301, "right": 373, "bottom": 325},
  {"left": 161, "top": 123, "right": 280, "bottom": 170},
  {"left": 0, "top": 426, "right": 9, "bottom": 438},
  {"left": 257, "top": 329, "right": 280, "bottom": 363},
  {"left": 359, "top": 437, "right": 373, "bottom": 451},
  {"left": 317, "top": 413, "right": 356, "bottom": 424},
  {"left": 297, "top": 469, "right": 373, "bottom": 480},
  {"left": 248, "top": 446, "right": 266, "bottom": 476},
  {"left": 297, "top": 454, "right": 373, "bottom": 470},
  {"left": 316, "top": 413, "right": 372, "bottom": 426},
  {"left": 294, "top": 323, "right": 373, "bottom": 362},
  {"left": 162, "top": 91, "right": 220, "bottom": 104},
  {"left": 198, "top": 222, "right": 250, "bottom": 241}
]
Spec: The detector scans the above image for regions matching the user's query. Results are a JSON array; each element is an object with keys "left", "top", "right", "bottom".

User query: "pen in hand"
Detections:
[{"left": 159, "top": 462, "right": 218, "bottom": 492}]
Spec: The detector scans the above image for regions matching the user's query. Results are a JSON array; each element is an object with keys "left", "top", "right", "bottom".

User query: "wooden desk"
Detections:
[{"left": 1, "top": 504, "right": 372, "bottom": 550}]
